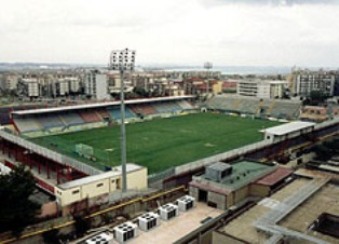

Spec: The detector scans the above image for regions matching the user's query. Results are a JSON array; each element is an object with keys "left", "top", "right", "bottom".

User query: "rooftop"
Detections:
[
  {"left": 192, "top": 161, "right": 275, "bottom": 192},
  {"left": 207, "top": 161, "right": 231, "bottom": 172},
  {"left": 219, "top": 177, "right": 339, "bottom": 244},
  {"left": 219, "top": 178, "right": 310, "bottom": 243},
  {"left": 129, "top": 202, "right": 223, "bottom": 244},
  {"left": 279, "top": 183, "right": 339, "bottom": 243},
  {"left": 57, "top": 163, "right": 144, "bottom": 190},
  {"left": 261, "top": 121, "right": 315, "bottom": 136},
  {"left": 255, "top": 167, "right": 293, "bottom": 186}
]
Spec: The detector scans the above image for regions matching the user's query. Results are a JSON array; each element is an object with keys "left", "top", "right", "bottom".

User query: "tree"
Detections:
[
  {"left": 133, "top": 87, "right": 149, "bottom": 97},
  {"left": 0, "top": 165, "right": 41, "bottom": 235},
  {"left": 314, "top": 145, "right": 332, "bottom": 161},
  {"left": 309, "top": 90, "right": 327, "bottom": 105},
  {"left": 42, "top": 228, "right": 60, "bottom": 244},
  {"left": 73, "top": 215, "right": 91, "bottom": 237}
]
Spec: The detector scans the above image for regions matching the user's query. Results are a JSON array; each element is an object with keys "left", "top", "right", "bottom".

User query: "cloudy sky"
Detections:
[{"left": 1, "top": 0, "right": 339, "bottom": 67}]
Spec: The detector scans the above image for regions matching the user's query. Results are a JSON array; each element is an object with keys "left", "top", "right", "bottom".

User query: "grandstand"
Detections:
[
  {"left": 270, "top": 100, "right": 301, "bottom": 120},
  {"left": 14, "top": 116, "right": 43, "bottom": 132},
  {"left": 96, "top": 108, "right": 110, "bottom": 121},
  {"left": 108, "top": 107, "right": 136, "bottom": 121},
  {"left": 62, "top": 112, "right": 85, "bottom": 126},
  {"left": 10, "top": 96, "right": 195, "bottom": 136},
  {"left": 0, "top": 104, "right": 46, "bottom": 126},
  {"left": 78, "top": 110, "right": 102, "bottom": 123},
  {"left": 38, "top": 114, "right": 65, "bottom": 129},
  {"left": 206, "top": 95, "right": 301, "bottom": 120},
  {"left": 130, "top": 103, "right": 156, "bottom": 116},
  {"left": 237, "top": 97, "right": 259, "bottom": 114}
]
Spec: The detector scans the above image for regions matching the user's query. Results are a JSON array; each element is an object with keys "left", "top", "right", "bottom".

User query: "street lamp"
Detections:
[
  {"left": 109, "top": 48, "right": 136, "bottom": 192},
  {"left": 204, "top": 62, "right": 213, "bottom": 94}
]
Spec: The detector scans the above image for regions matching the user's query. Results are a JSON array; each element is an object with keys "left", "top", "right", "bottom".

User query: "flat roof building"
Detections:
[
  {"left": 261, "top": 121, "right": 315, "bottom": 142},
  {"left": 213, "top": 175, "right": 337, "bottom": 244},
  {"left": 189, "top": 161, "right": 278, "bottom": 210},
  {"left": 55, "top": 163, "right": 147, "bottom": 207},
  {"left": 237, "top": 80, "right": 287, "bottom": 99}
]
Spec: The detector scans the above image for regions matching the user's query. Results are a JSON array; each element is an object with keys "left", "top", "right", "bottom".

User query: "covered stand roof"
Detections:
[
  {"left": 11, "top": 95, "right": 194, "bottom": 116},
  {"left": 261, "top": 121, "right": 315, "bottom": 136}
]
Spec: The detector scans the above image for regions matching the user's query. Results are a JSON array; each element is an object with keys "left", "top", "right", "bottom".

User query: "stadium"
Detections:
[
  {"left": 30, "top": 110, "right": 279, "bottom": 174},
  {"left": 0, "top": 95, "right": 339, "bottom": 209}
]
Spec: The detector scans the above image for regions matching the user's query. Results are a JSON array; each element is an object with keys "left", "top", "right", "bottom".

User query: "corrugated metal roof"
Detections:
[
  {"left": 255, "top": 167, "right": 293, "bottom": 186},
  {"left": 261, "top": 121, "right": 315, "bottom": 136}
]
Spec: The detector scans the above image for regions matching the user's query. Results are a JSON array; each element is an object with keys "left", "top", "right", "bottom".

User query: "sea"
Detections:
[{"left": 163, "top": 66, "right": 292, "bottom": 75}]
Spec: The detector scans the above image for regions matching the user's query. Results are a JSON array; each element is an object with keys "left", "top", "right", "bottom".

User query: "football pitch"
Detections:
[{"left": 31, "top": 113, "right": 280, "bottom": 174}]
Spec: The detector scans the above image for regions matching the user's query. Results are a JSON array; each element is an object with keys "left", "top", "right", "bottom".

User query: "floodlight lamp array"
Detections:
[{"left": 110, "top": 48, "right": 136, "bottom": 71}]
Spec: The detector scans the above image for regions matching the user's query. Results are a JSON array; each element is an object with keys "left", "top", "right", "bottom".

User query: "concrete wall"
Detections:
[
  {"left": 189, "top": 186, "right": 199, "bottom": 201},
  {"left": 55, "top": 187, "right": 81, "bottom": 206},
  {"left": 226, "top": 192, "right": 234, "bottom": 208},
  {"left": 250, "top": 184, "right": 270, "bottom": 197},
  {"left": 81, "top": 178, "right": 110, "bottom": 199},
  {"left": 288, "top": 152, "right": 316, "bottom": 168},
  {"left": 127, "top": 167, "right": 148, "bottom": 190},
  {"left": 109, "top": 176, "right": 120, "bottom": 191},
  {"left": 234, "top": 186, "right": 249, "bottom": 203},
  {"left": 212, "top": 231, "right": 247, "bottom": 244},
  {"left": 55, "top": 167, "right": 148, "bottom": 207},
  {"left": 208, "top": 191, "right": 227, "bottom": 210}
]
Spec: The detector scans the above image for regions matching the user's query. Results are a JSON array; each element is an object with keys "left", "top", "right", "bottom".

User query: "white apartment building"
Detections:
[
  {"left": 293, "top": 72, "right": 335, "bottom": 97},
  {"left": 237, "top": 80, "right": 287, "bottom": 99},
  {"left": 85, "top": 70, "right": 110, "bottom": 100},
  {"left": 56, "top": 79, "right": 70, "bottom": 96},
  {"left": 1, "top": 74, "right": 18, "bottom": 91},
  {"left": 68, "top": 77, "right": 80, "bottom": 93},
  {"left": 22, "top": 78, "right": 40, "bottom": 97}
]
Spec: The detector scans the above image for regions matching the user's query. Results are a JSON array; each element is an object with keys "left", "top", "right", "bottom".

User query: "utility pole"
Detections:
[{"left": 204, "top": 62, "right": 213, "bottom": 94}]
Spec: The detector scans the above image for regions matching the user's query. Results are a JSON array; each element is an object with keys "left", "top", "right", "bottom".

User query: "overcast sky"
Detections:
[{"left": 1, "top": 0, "right": 339, "bottom": 67}]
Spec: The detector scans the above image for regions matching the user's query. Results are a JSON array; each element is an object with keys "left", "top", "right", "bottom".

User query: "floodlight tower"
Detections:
[
  {"left": 109, "top": 48, "right": 136, "bottom": 192},
  {"left": 204, "top": 62, "right": 213, "bottom": 94}
]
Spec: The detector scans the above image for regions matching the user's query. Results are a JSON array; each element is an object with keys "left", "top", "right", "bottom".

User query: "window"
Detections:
[
  {"left": 97, "top": 183, "right": 103, "bottom": 188},
  {"left": 72, "top": 190, "right": 80, "bottom": 194}
]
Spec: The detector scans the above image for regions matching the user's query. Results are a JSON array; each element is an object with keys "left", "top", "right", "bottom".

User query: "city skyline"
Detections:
[{"left": 1, "top": 0, "right": 339, "bottom": 66}]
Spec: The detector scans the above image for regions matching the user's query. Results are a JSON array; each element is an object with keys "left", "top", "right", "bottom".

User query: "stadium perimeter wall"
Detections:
[{"left": 0, "top": 128, "right": 102, "bottom": 176}]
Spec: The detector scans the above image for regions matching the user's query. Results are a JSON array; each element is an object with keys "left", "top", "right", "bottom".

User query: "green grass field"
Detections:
[{"left": 31, "top": 113, "right": 280, "bottom": 174}]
